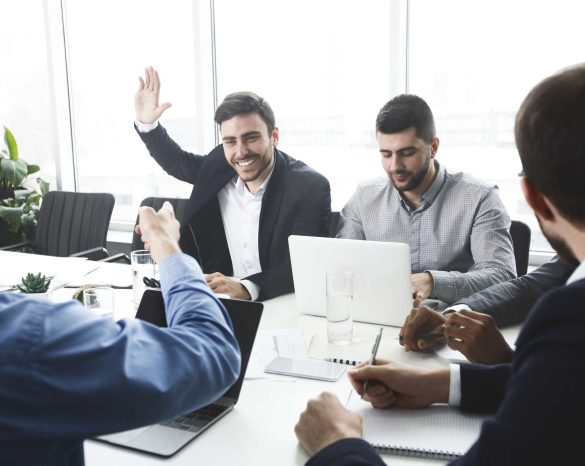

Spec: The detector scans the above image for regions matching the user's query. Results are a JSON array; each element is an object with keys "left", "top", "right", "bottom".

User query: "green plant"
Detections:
[
  {"left": 0, "top": 126, "right": 49, "bottom": 246},
  {"left": 17, "top": 272, "right": 52, "bottom": 293}
]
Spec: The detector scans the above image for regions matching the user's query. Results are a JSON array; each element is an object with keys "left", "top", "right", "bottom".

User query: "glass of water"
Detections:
[
  {"left": 131, "top": 249, "right": 157, "bottom": 310},
  {"left": 326, "top": 271, "right": 354, "bottom": 345},
  {"left": 83, "top": 286, "right": 115, "bottom": 319}
]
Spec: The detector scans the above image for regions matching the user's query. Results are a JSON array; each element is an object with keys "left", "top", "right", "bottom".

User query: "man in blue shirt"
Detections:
[{"left": 0, "top": 202, "right": 241, "bottom": 466}]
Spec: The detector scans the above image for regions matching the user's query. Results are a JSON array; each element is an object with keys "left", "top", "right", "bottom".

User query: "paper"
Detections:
[
  {"left": 436, "top": 345, "right": 469, "bottom": 364},
  {"left": 67, "top": 261, "right": 133, "bottom": 288},
  {"left": 246, "top": 329, "right": 313, "bottom": 379},
  {"left": 346, "top": 390, "right": 484, "bottom": 459}
]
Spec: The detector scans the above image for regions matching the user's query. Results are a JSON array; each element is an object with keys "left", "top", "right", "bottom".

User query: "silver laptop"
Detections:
[
  {"left": 96, "top": 290, "right": 263, "bottom": 457},
  {"left": 289, "top": 235, "right": 412, "bottom": 327}
]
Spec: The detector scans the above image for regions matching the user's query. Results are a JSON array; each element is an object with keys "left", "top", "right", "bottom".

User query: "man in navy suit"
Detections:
[
  {"left": 134, "top": 67, "right": 331, "bottom": 301},
  {"left": 295, "top": 63, "right": 585, "bottom": 464}
]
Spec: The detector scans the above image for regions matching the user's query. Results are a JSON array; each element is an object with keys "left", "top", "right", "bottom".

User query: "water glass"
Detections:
[
  {"left": 131, "top": 250, "right": 157, "bottom": 310},
  {"left": 83, "top": 286, "right": 115, "bottom": 319},
  {"left": 326, "top": 272, "right": 354, "bottom": 345}
]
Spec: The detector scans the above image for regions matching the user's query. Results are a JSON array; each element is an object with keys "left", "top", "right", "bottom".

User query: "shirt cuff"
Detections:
[
  {"left": 448, "top": 363, "right": 462, "bottom": 406},
  {"left": 442, "top": 303, "right": 472, "bottom": 315},
  {"left": 135, "top": 119, "right": 159, "bottom": 133},
  {"left": 240, "top": 279, "right": 260, "bottom": 301}
]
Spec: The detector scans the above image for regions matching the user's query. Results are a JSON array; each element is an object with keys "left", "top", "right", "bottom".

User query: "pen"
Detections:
[
  {"left": 398, "top": 325, "right": 446, "bottom": 345},
  {"left": 362, "top": 327, "right": 383, "bottom": 398}
]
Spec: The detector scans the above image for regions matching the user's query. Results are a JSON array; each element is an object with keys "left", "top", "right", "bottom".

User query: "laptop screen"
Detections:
[{"left": 135, "top": 289, "right": 263, "bottom": 401}]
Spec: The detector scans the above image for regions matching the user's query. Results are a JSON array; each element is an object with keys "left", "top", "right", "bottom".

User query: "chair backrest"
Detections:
[
  {"left": 131, "top": 197, "right": 190, "bottom": 251},
  {"left": 35, "top": 191, "right": 115, "bottom": 257},
  {"left": 329, "top": 211, "right": 340, "bottom": 238},
  {"left": 510, "top": 220, "right": 531, "bottom": 276}
]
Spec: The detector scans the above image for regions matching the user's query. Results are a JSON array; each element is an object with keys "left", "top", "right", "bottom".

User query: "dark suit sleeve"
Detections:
[
  {"left": 455, "top": 257, "right": 574, "bottom": 327},
  {"left": 246, "top": 171, "right": 331, "bottom": 301},
  {"left": 135, "top": 123, "right": 205, "bottom": 183},
  {"left": 450, "top": 281, "right": 585, "bottom": 465},
  {"left": 306, "top": 438, "right": 386, "bottom": 466}
]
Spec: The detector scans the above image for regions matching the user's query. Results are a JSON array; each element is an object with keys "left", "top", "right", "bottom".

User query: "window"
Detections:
[
  {"left": 408, "top": 0, "right": 585, "bottom": 251},
  {"left": 64, "top": 0, "right": 215, "bottom": 224}
]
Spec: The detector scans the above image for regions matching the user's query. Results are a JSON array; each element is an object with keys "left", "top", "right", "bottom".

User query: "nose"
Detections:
[{"left": 235, "top": 140, "right": 249, "bottom": 159}]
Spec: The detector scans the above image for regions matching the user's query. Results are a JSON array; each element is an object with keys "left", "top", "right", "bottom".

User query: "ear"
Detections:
[
  {"left": 271, "top": 127, "right": 279, "bottom": 148},
  {"left": 430, "top": 137, "right": 440, "bottom": 158},
  {"left": 521, "top": 177, "right": 554, "bottom": 221}
]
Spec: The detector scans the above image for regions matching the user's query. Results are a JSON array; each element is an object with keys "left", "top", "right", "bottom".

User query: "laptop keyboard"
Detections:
[{"left": 160, "top": 404, "right": 230, "bottom": 433}]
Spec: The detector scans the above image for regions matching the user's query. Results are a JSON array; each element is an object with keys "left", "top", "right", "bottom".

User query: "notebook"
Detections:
[
  {"left": 96, "top": 289, "right": 263, "bottom": 457},
  {"left": 288, "top": 235, "right": 412, "bottom": 326},
  {"left": 347, "top": 390, "right": 484, "bottom": 460}
]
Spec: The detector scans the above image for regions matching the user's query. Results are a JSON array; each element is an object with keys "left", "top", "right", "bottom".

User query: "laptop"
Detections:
[
  {"left": 288, "top": 235, "right": 412, "bottom": 327},
  {"left": 96, "top": 289, "right": 263, "bottom": 457}
]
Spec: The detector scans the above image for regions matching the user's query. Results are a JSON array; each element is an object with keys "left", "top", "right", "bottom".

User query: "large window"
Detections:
[
  {"left": 408, "top": 0, "right": 585, "bottom": 252},
  {"left": 0, "top": 1, "right": 57, "bottom": 190},
  {"left": 215, "top": 0, "right": 405, "bottom": 211},
  {"left": 64, "top": 0, "right": 215, "bottom": 223}
]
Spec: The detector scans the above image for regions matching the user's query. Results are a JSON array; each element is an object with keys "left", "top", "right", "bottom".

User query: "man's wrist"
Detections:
[{"left": 135, "top": 119, "right": 159, "bottom": 133}]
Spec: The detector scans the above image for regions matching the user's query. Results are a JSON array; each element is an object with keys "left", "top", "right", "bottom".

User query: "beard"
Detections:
[
  {"left": 390, "top": 154, "right": 432, "bottom": 192},
  {"left": 537, "top": 217, "right": 580, "bottom": 267}
]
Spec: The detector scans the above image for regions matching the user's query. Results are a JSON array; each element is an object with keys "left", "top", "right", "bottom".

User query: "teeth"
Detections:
[{"left": 237, "top": 159, "right": 255, "bottom": 167}]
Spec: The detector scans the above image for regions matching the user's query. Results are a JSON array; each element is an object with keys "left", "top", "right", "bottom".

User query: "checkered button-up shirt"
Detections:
[{"left": 337, "top": 162, "right": 516, "bottom": 304}]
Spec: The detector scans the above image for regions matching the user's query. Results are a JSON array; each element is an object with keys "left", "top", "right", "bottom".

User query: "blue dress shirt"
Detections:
[{"left": 0, "top": 253, "right": 241, "bottom": 466}]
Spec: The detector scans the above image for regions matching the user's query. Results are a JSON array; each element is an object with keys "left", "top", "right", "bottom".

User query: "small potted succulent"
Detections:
[{"left": 17, "top": 272, "right": 52, "bottom": 296}]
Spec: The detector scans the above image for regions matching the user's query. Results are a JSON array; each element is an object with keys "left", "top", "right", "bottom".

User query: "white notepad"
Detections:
[{"left": 347, "top": 391, "right": 485, "bottom": 460}]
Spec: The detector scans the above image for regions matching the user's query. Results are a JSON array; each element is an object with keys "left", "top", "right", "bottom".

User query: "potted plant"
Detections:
[
  {"left": 17, "top": 272, "right": 52, "bottom": 296},
  {"left": 0, "top": 126, "right": 49, "bottom": 246}
]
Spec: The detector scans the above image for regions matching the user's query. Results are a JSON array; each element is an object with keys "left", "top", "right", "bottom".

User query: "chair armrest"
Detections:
[
  {"left": 0, "top": 241, "right": 32, "bottom": 252},
  {"left": 100, "top": 253, "right": 131, "bottom": 264},
  {"left": 70, "top": 247, "right": 110, "bottom": 261}
]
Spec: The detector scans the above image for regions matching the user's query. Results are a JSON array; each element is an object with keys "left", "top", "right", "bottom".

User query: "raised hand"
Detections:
[{"left": 134, "top": 66, "right": 172, "bottom": 124}]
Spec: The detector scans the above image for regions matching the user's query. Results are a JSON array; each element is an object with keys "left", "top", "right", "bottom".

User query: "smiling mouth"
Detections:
[{"left": 235, "top": 158, "right": 256, "bottom": 168}]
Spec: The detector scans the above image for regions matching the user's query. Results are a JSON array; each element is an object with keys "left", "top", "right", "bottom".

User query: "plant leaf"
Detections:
[
  {"left": 27, "top": 164, "right": 40, "bottom": 175},
  {"left": 0, "top": 205, "right": 24, "bottom": 233},
  {"left": 38, "top": 178, "right": 50, "bottom": 196},
  {"left": 0, "top": 158, "right": 28, "bottom": 189},
  {"left": 3, "top": 127, "right": 19, "bottom": 161}
]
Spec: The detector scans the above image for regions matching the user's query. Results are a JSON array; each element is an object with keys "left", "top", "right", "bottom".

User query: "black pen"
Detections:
[{"left": 362, "top": 327, "right": 383, "bottom": 398}]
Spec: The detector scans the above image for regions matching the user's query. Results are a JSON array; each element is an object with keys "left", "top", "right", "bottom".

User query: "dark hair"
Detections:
[
  {"left": 515, "top": 63, "right": 585, "bottom": 224},
  {"left": 214, "top": 91, "right": 276, "bottom": 134},
  {"left": 375, "top": 94, "right": 436, "bottom": 143}
]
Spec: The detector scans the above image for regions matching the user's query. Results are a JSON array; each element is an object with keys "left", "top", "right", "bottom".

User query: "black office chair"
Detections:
[
  {"left": 0, "top": 190, "right": 115, "bottom": 259},
  {"left": 510, "top": 220, "right": 531, "bottom": 276},
  {"left": 104, "top": 196, "right": 190, "bottom": 263},
  {"left": 329, "top": 211, "right": 341, "bottom": 238}
]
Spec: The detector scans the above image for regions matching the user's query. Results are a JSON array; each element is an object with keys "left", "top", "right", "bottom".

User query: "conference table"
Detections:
[{"left": 0, "top": 251, "right": 520, "bottom": 466}]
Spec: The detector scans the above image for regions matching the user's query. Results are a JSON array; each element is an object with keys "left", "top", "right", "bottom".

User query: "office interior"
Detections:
[{"left": 2, "top": 0, "right": 582, "bottom": 262}]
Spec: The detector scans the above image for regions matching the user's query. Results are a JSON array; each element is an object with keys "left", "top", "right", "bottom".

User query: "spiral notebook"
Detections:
[{"left": 347, "top": 391, "right": 484, "bottom": 460}]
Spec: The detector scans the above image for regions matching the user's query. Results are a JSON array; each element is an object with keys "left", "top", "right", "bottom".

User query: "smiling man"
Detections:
[
  {"left": 134, "top": 67, "right": 331, "bottom": 301},
  {"left": 337, "top": 94, "right": 516, "bottom": 305}
]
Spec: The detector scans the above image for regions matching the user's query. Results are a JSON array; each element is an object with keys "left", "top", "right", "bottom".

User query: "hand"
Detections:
[
  {"left": 411, "top": 272, "right": 433, "bottom": 301},
  {"left": 444, "top": 309, "right": 514, "bottom": 364},
  {"left": 295, "top": 392, "right": 363, "bottom": 456},
  {"left": 348, "top": 359, "right": 450, "bottom": 409},
  {"left": 399, "top": 305, "right": 447, "bottom": 353},
  {"left": 135, "top": 201, "right": 181, "bottom": 263},
  {"left": 135, "top": 66, "right": 172, "bottom": 124},
  {"left": 204, "top": 273, "right": 252, "bottom": 300}
]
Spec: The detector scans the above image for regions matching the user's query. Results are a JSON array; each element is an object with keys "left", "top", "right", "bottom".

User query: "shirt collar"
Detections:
[{"left": 566, "top": 260, "right": 585, "bottom": 285}]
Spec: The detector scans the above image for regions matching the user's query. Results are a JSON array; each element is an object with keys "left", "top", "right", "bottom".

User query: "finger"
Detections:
[
  {"left": 159, "top": 201, "right": 175, "bottom": 215},
  {"left": 144, "top": 67, "right": 151, "bottom": 89},
  {"left": 137, "top": 76, "right": 145, "bottom": 91},
  {"left": 135, "top": 224, "right": 142, "bottom": 235}
]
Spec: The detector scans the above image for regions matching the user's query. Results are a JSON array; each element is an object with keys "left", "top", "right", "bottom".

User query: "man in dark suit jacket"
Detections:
[
  {"left": 134, "top": 67, "right": 331, "bottom": 301},
  {"left": 294, "top": 63, "right": 585, "bottom": 464}
]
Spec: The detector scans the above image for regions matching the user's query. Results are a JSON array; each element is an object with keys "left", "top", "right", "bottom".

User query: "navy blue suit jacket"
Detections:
[
  {"left": 307, "top": 276, "right": 585, "bottom": 465},
  {"left": 137, "top": 124, "right": 331, "bottom": 300}
]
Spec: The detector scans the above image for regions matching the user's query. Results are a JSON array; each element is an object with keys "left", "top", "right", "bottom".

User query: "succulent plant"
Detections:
[{"left": 17, "top": 272, "right": 52, "bottom": 293}]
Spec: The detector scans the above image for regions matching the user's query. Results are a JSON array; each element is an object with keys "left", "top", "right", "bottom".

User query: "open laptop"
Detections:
[
  {"left": 96, "top": 289, "right": 263, "bottom": 457},
  {"left": 289, "top": 235, "right": 412, "bottom": 327}
]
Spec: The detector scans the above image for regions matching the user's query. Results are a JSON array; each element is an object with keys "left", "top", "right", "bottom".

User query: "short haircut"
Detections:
[
  {"left": 214, "top": 91, "right": 276, "bottom": 134},
  {"left": 375, "top": 94, "right": 436, "bottom": 143},
  {"left": 515, "top": 63, "right": 585, "bottom": 224}
]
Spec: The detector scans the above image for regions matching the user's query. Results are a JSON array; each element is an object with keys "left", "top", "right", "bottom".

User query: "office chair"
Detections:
[
  {"left": 0, "top": 190, "right": 115, "bottom": 259},
  {"left": 329, "top": 211, "right": 340, "bottom": 238},
  {"left": 510, "top": 220, "right": 531, "bottom": 276},
  {"left": 104, "top": 196, "right": 190, "bottom": 263}
]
